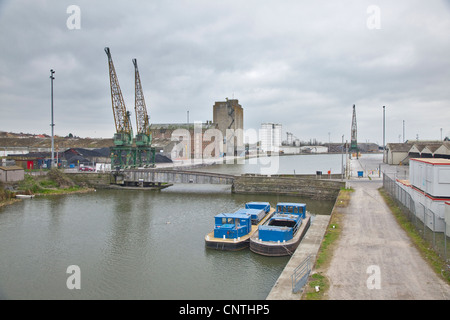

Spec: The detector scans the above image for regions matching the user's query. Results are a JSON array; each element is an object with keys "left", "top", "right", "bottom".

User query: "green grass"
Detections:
[
  {"left": 38, "top": 180, "right": 58, "bottom": 188},
  {"left": 304, "top": 273, "right": 329, "bottom": 300},
  {"left": 17, "top": 169, "right": 90, "bottom": 196},
  {"left": 378, "top": 187, "right": 450, "bottom": 284}
]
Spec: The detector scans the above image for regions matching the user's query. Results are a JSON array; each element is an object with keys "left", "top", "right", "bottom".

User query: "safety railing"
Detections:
[{"left": 291, "top": 254, "right": 311, "bottom": 293}]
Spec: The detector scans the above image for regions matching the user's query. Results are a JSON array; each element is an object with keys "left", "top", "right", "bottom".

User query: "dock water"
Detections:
[{"left": 266, "top": 214, "right": 331, "bottom": 300}]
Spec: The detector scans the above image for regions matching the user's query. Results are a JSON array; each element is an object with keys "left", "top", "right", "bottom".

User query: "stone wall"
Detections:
[{"left": 232, "top": 175, "right": 344, "bottom": 200}]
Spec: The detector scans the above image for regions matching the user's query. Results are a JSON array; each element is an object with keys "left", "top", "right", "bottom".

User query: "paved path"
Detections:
[{"left": 326, "top": 155, "right": 450, "bottom": 299}]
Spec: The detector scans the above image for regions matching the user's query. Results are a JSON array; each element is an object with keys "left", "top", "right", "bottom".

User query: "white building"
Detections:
[
  {"left": 397, "top": 158, "right": 450, "bottom": 234},
  {"left": 260, "top": 123, "right": 282, "bottom": 153}
]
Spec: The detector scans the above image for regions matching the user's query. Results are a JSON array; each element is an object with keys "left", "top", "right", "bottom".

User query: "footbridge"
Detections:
[{"left": 114, "top": 169, "right": 236, "bottom": 186}]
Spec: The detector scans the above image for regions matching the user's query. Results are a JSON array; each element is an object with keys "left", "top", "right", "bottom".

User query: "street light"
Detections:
[
  {"left": 50, "top": 69, "right": 55, "bottom": 168},
  {"left": 341, "top": 134, "right": 344, "bottom": 181},
  {"left": 382, "top": 106, "right": 385, "bottom": 164}
]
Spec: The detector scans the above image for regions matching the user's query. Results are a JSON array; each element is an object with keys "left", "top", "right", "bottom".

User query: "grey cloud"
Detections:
[{"left": 0, "top": 0, "right": 449, "bottom": 142}]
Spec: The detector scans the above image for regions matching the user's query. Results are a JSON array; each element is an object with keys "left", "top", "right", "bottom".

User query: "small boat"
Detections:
[
  {"left": 15, "top": 194, "right": 35, "bottom": 199},
  {"left": 205, "top": 202, "right": 275, "bottom": 251},
  {"left": 249, "top": 202, "right": 311, "bottom": 256}
]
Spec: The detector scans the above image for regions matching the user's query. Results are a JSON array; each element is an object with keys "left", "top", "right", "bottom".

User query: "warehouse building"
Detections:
[
  {"left": 151, "top": 98, "right": 245, "bottom": 159},
  {"left": 385, "top": 141, "right": 450, "bottom": 165}
]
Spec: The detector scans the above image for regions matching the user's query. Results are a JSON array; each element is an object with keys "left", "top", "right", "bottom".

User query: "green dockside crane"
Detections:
[
  {"left": 133, "top": 58, "right": 155, "bottom": 167},
  {"left": 105, "top": 47, "right": 135, "bottom": 168}
]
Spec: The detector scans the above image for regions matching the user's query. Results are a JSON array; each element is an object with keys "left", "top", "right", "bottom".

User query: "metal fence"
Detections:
[
  {"left": 383, "top": 173, "right": 449, "bottom": 266},
  {"left": 292, "top": 254, "right": 311, "bottom": 293}
]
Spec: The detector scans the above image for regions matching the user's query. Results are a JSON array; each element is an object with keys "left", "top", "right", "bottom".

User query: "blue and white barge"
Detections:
[
  {"left": 249, "top": 203, "right": 311, "bottom": 256},
  {"left": 205, "top": 202, "right": 274, "bottom": 251}
]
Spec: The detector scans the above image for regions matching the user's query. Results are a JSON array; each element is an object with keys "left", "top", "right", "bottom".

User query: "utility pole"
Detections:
[
  {"left": 345, "top": 140, "right": 348, "bottom": 178},
  {"left": 341, "top": 134, "right": 344, "bottom": 181},
  {"left": 402, "top": 120, "right": 405, "bottom": 143},
  {"left": 382, "top": 106, "right": 385, "bottom": 164},
  {"left": 50, "top": 69, "right": 55, "bottom": 168},
  {"left": 350, "top": 104, "right": 358, "bottom": 158}
]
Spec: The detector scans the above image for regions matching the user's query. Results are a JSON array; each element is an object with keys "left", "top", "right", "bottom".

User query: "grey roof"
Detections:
[{"left": 386, "top": 143, "right": 413, "bottom": 152}]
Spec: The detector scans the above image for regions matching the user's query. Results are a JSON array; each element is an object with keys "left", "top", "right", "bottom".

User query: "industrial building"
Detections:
[
  {"left": 385, "top": 141, "right": 450, "bottom": 165},
  {"left": 397, "top": 158, "right": 450, "bottom": 235},
  {"left": 150, "top": 98, "right": 245, "bottom": 159},
  {"left": 260, "top": 123, "right": 282, "bottom": 153},
  {"left": 213, "top": 98, "right": 244, "bottom": 156},
  {"left": 150, "top": 121, "right": 220, "bottom": 159}
]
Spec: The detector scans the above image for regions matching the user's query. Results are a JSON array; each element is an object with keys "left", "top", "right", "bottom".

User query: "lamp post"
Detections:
[
  {"left": 50, "top": 69, "right": 55, "bottom": 168},
  {"left": 382, "top": 106, "right": 385, "bottom": 164},
  {"left": 341, "top": 134, "right": 344, "bottom": 181}
]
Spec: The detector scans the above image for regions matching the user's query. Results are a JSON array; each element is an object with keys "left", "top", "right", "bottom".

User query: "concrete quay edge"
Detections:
[{"left": 266, "top": 214, "right": 331, "bottom": 300}]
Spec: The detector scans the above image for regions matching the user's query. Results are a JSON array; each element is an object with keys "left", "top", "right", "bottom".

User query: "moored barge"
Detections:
[
  {"left": 249, "top": 202, "right": 311, "bottom": 256},
  {"left": 205, "top": 202, "right": 275, "bottom": 251}
]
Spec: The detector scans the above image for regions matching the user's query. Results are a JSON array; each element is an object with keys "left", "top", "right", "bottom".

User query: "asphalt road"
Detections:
[{"left": 325, "top": 154, "right": 450, "bottom": 299}]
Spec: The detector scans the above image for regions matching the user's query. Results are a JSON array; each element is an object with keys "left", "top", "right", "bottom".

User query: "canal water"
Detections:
[
  {"left": 0, "top": 155, "right": 338, "bottom": 300},
  {"left": 191, "top": 153, "right": 344, "bottom": 175}
]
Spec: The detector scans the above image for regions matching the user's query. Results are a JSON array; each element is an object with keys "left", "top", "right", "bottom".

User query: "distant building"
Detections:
[
  {"left": 0, "top": 166, "right": 24, "bottom": 183},
  {"left": 150, "top": 122, "right": 220, "bottom": 159},
  {"left": 213, "top": 98, "right": 244, "bottom": 156},
  {"left": 385, "top": 141, "right": 450, "bottom": 164},
  {"left": 385, "top": 143, "right": 414, "bottom": 165},
  {"left": 260, "top": 123, "right": 282, "bottom": 153}
]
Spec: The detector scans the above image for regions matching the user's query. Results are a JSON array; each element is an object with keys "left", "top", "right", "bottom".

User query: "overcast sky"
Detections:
[{"left": 0, "top": 0, "right": 449, "bottom": 145}]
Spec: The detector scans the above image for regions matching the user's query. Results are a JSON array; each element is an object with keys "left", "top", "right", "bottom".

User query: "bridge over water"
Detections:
[
  {"left": 108, "top": 168, "right": 343, "bottom": 200},
  {"left": 117, "top": 168, "right": 236, "bottom": 186}
]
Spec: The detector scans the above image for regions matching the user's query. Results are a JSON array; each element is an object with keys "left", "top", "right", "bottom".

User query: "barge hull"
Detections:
[{"left": 204, "top": 239, "right": 250, "bottom": 251}]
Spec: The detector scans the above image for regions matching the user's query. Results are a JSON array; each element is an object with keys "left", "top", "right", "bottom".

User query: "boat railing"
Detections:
[{"left": 292, "top": 216, "right": 303, "bottom": 235}]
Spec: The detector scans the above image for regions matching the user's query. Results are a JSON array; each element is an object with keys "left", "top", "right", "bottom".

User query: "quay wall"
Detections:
[
  {"left": 66, "top": 171, "right": 345, "bottom": 200},
  {"left": 232, "top": 175, "right": 344, "bottom": 200}
]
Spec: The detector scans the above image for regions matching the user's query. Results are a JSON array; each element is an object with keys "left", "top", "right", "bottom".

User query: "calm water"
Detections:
[
  {"left": 191, "top": 153, "right": 344, "bottom": 175},
  {"left": 0, "top": 155, "right": 337, "bottom": 300}
]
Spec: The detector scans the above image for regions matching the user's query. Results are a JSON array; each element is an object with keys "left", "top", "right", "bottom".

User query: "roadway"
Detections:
[{"left": 325, "top": 154, "right": 450, "bottom": 299}]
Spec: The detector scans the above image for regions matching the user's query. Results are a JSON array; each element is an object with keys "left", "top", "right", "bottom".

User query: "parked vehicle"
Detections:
[{"left": 79, "top": 166, "right": 95, "bottom": 172}]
